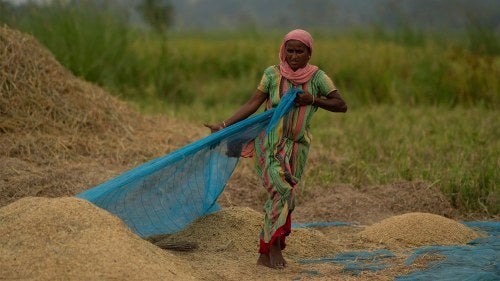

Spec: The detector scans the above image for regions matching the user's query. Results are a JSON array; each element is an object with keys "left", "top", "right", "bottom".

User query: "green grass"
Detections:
[
  {"left": 152, "top": 102, "right": 499, "bottom": 215},
  {"left": 1, "top": 1, "right": 498, "bottom": 215},
  {"left": 3, "top": 2, "right": 498, "bottom": 109},
  {"left": 310, "top": 106, "right": 499, "bottom": 215}
]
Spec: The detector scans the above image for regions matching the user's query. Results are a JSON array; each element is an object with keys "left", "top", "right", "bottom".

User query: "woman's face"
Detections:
[{"left": 285, "top": 40, "right": 311, "bottom": 71}]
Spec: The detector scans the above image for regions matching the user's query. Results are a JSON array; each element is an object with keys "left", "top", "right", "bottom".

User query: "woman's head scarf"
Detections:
[{"left": 279, "top": 29, "right": 319, "bottom": 85}]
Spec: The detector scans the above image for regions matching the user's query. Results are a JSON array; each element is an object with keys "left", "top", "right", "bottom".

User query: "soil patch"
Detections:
[{"left": 221, "top": 169, "right": 462, "bottom": 225}]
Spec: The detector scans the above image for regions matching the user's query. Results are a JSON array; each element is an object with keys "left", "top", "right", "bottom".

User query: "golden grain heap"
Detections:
[
  {"left": 359, "top": 212, "right": 482, "bottom": 248},
  {"left": 149, "top": 206, "right": 341, "bottom": 259},
  {"left": 0, "top": 196, "right": 196, "bottom": 281}
]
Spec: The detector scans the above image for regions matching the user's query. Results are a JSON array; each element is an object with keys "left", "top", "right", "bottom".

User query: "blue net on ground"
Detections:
[
  {"left": 76, "top": 88, "right": 303, "bottom": 238},
  {"left": 292, "top": 221, "right": 352, "bottom": 228},
  {"left": 295, "top": 221, "right": 499, "bottom": 280},
  {"left": 297, "top": 249, "right": 396, "bottom": 275},
  {"left": 396, "top": 221, "right": 500, "bottom": 281}
]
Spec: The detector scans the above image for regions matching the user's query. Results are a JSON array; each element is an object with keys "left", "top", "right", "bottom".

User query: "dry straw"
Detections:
[
  {"left": 0, "top": 25, "right": 142, "bottom": 160},
  {"left": 0, "top": 25, "right": 205, "bottom": 207}
]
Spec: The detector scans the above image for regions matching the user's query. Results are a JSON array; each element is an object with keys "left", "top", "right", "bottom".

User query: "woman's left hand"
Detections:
[{"left": 294, "top": 91, "right": 315, "bottom": 106}]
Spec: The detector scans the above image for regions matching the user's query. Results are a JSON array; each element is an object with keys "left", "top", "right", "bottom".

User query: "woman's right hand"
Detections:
[
  {"left": 203, "top": 90, "right": 267, "bottom": 134},
  {"left": 204, "top": 123, "right": 224, "bottom": 133}
]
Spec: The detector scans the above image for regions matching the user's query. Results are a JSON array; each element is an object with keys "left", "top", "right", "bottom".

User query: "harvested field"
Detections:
[{"left": 0, "top": 26, "right": 492, "bottom": 280}]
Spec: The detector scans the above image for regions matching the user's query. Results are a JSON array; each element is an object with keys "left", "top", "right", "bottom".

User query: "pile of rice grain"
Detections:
[
  {"left": 151, "top": 207, "right": 263, "bottom": 253},
  {"left": 286, "top": 227, "right": 341, "bottom": 258},
  {"left": 152, "top": 206, "right": 340, "bottom": 259},
  {"left": 0, "top": 197, "right": 196, "bottom": 281},
  {"left": 359, "top": 212, "right": 481, "bottom": 248}
]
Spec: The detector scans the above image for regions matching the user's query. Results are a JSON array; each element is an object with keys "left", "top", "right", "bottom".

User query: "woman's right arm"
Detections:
[{"left": 204, "top": 89, "right": 268, "bottom": 133}]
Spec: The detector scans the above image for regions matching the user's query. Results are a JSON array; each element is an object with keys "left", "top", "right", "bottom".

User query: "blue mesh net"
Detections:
[
  {"left": 396, "top": 221, "right": 500, "bottom": 281},
  {"left": 297, "top": 249, "right": 396, "bottom": 275},
  {"left": 76, "top": 88, "right": 303, "bottom": 238},
  {"left": 295, "top": 221, "right": 499, "bottom": 280},
  {"left": 292, "top": 221, "right": 352, "bottom": 228}
]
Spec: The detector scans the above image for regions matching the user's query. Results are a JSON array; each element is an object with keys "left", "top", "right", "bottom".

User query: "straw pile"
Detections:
[
  {"left": 0, "top": 196, "right": 196, "bottom": 280},
  {"left": 0, "top": 25, "right": 205, "bottom": 206},
  {"left": 0, "top": 25, "right": 143, "bottom": 162},
  {"left": 359, "top": 212, "right": 481, "bottom": 248}
]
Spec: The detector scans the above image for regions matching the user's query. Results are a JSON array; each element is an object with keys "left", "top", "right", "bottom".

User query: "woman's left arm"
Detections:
[{"left": 312, "top": 90, "right": 347, "bottom": 112}]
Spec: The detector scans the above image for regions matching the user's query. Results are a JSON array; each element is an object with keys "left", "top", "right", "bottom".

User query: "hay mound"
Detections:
[
  {"left": 359, "top": 212, "right": 481, "bottom": 248},
  {"left": 0, "top": 196, "right": 196, "bottom": 281},
  {"left": 0, "top": 26, "right": 205, "bottom": 206},
  {"left": 150, "top": 207, "right": 340, "bottom": 259},
  {"left": 0, "top": 25, "right": 144, "bottom": 162}
]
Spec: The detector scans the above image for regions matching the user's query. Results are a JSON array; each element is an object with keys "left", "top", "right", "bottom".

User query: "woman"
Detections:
[{"left": 205, "top": 29, "right": 347, "bottom": 269}]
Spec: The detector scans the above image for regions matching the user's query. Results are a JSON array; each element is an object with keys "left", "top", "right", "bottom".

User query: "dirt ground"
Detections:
[
  {"left": 0, "top": 25, "right": 495, "bottom": 281},
  {"left": 221, "top": 160, "right": 464, "bottom": 225}
]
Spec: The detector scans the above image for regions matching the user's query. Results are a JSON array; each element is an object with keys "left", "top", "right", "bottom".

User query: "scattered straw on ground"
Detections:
[
  {"left": 358, "top": 212, "right": 481, "bottom": 249},
  {"left": 0, "top": 196, "right": 196, "bottom": 280}
]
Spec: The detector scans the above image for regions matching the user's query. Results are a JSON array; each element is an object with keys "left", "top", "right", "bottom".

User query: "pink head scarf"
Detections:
[{"left": 279, "top": 29, "right": 319, "bottom": 85}]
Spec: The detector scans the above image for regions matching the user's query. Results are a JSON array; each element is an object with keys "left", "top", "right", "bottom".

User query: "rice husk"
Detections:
[
  {"left": 0, "top": 196, "right": 196, "bottom": 280},
  {"left": 359, "top": 212, "right": 482, "bottom": 249}
]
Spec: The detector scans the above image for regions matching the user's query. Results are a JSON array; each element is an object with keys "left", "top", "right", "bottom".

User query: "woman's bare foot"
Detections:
[
  {"left": 257, "top": 253, "right": 271, "bottom": 267},
  {"left": 269, "top": 238, "right": 287, "bottom": 269},
  {"left": 256, "top": 238, "right": 287, "bottom": 269}
]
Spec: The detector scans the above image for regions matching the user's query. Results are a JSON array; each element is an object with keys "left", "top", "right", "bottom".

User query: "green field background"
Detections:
[{"left": 1, "top": 2, "right": 498, "bottom": 215}]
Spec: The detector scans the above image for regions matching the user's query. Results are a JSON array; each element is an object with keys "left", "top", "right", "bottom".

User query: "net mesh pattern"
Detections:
[
  {"left": 76, "top": 88, "right": 302, "bottom": 237},
  {"left": 295, "top": 221, "right": 499, "bottom": 280}
]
